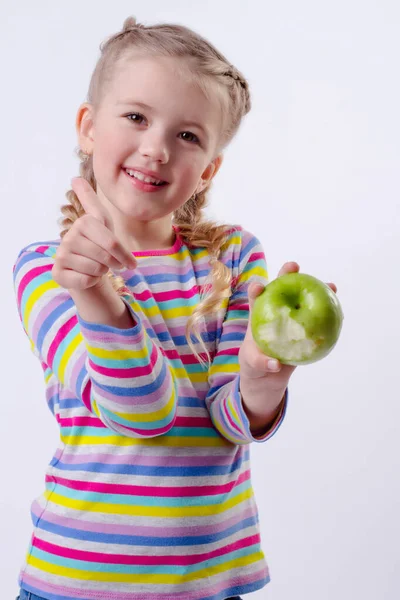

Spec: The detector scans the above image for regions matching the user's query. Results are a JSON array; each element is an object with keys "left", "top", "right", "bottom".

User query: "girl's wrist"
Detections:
[
  {"left": 69, "top": 275, "right": 136, "bottom": 328},
  {"left": 239, "top": 376, "right": 287, "bottom": 435}
]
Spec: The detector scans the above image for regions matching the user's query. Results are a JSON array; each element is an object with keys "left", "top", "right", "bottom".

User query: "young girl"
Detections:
[{"left": 13, "top": 16, "right": 336, "bottom": 600}]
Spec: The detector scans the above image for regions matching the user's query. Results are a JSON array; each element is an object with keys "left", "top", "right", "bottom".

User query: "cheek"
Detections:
[
  {"left": 95, "top": 125, "right": 129, "bottom": 163},
  {"left": 178, "top": 156, "right": 206, "bottom": 184}
]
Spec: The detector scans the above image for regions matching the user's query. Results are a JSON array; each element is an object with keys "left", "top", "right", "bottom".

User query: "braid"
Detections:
[{"left": 172, "top": 185, "right": 233, "bottom": 367}]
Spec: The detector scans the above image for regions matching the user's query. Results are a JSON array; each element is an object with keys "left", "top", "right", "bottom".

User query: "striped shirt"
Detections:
[{"left": 12, "top": 224, "right": 288, "bottom": 600}]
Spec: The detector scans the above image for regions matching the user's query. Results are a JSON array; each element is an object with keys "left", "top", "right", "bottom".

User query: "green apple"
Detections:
[{"left": 251, "top": 272, "right": 344, "bottom": 366}]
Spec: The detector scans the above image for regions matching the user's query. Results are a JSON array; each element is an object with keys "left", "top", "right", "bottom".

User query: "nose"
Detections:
[{"left": 139, "top": 129, "right": 169, "bottom": 163}]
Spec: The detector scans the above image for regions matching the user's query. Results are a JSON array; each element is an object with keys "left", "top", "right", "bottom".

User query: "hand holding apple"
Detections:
[
  {"left": 239, "top": 262, "right": 339, "bottom": 382},
  {"left": 239, "top": 262, "right": 339, "bottom": 435},
  {"left": 251, "top": 268, "right": 343, "bottom": 366}
]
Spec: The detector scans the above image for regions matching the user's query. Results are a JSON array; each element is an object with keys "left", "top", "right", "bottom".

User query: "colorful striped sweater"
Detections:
[{"left": 12, "top": 224, "right": 288, "bottom": 600}]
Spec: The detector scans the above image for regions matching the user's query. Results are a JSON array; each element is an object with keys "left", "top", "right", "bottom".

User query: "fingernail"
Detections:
[{"left": 268, "top": 359, "right": 280, "bottom": 371}]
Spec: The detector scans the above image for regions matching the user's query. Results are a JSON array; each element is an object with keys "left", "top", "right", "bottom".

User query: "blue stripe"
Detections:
[
  {"left": 90, "top": 358, "right": 170, "bottom": 397},
  {"left": 32, "top": 513, "right": 257, "bottom": 548},
  {"left": 49, "top": 454, "right": 247, "bottom": 476}
]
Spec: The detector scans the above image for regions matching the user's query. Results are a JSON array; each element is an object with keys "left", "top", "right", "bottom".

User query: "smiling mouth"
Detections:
[{"left": 123, "top": 168, "right": 168, "bottom": 186}]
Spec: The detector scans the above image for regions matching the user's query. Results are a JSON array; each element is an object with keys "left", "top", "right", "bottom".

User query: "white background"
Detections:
[{"left": 1, "top": 1, "right": 399, "bottom": 599}]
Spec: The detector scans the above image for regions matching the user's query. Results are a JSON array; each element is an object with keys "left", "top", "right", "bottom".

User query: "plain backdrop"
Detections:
[{"left": 1, "top": 1, "right": 399, "bottom": 599}]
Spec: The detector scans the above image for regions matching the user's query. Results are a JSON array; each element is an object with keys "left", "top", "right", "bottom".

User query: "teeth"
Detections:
[{"left": 125, "top": 169, "right": 164, "bottom": 185}]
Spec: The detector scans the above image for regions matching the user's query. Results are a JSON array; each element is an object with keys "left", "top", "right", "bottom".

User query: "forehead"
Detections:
[{"left": 105, "top": 55, "right": 223, "bottom": 126}]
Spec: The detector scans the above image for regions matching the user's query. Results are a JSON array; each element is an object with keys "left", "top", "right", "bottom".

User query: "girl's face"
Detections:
[{"left": 78, "top": 55, "right": 223, "bottom": 230}]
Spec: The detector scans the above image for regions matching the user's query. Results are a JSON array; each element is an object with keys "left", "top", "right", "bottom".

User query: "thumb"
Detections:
[
  {"left": 244, "top": 281, "right": 266, "bottom": 343},
  {"left": 71, "top": 177, "right": 114, "bottom": 232},
  {"left": 247, "top": 281, "right": 265, "bottom": 312}
]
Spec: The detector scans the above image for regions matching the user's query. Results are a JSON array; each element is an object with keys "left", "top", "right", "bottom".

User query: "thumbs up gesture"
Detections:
[{"left": 52, "top": 178, "right": 137, "bottom": 291}]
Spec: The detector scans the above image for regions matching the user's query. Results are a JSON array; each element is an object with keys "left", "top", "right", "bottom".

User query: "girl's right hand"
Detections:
[{"left": 52, "top": 177, "right": 137, "bottom": 291}]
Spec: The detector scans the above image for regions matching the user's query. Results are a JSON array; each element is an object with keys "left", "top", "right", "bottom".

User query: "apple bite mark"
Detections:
[
  {"left": 251, "top": 272, "right": 344, "bottom": 366},
  {"left": 258, "top": 306, "right": 318, "bottom": 363}
]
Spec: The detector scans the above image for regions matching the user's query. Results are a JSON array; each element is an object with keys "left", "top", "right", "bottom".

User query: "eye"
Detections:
[
  {"left": 126, "top": 112, "right": 145, "bottom": 124},
  {"left": 180, "top": 131, "right": 200, "bottom": 144}
]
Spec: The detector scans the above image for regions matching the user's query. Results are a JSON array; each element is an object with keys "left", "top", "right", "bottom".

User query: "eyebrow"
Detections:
[{"left": 117, "top": 100, "right": 209, "bottom": 136}]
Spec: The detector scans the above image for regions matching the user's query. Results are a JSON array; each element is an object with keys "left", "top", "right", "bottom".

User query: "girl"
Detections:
[{"left": 13, "top": 16, "right": 337, "bottom": 600}]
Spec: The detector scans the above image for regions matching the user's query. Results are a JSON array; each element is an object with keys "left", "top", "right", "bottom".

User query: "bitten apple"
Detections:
[{"left": 251, "top": 273, "right": 344, "bottom": 366}]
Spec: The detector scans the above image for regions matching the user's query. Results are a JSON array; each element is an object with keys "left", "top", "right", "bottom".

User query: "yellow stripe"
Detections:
[
  {"left": 211, "top": 417, "right": 240, "bottom": 444},
  {"left": 23, "top": 280, "right": 58, "bottom": 331},
  {"left": 222, "top": 234, "right": 241, "bottom": 249},
  {"left": 169, "top": 368, "right": 209, "bottom": 383},
  {"left": 226, "top": 396, "right": 242, "bottom": 429},
  {"left": 208, "top": 363, "right": 239, "bottom": 376},
  {"left": 138, "top": 305, "right": 197, "bottom": 319},
  {"left": 44, "top": 487, "right": 253, "bottom": 518},
  {"left": 86, "top": 346, "right": 149, "bottom": 360},
  {"left": 187, "top": 371, "right": 209, "bottom": 384},
  {"left": 114, "top": 384, "right": 175, "bottom": 422},
  {"left": 58, "top": 332, "right": 82, "bottom": 385},
  {"left": 28, "top": 550, "right": 263, "bottom": 583},
  {"left": 60, "top": 434, "right": 229, "bottom": 447},
  {"left": 91, "top": 399, "right": 101, "bottom": 419},
  {"left": 240, "top": 266, "right": 268, "bottom": 283}
]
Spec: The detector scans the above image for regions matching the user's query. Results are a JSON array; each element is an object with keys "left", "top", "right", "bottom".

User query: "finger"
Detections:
[
  {"left": 57, "top": 253, "right": 111, "bottom": 278},
  {"left": 71, "top": 177, "right": 113, "bottom": 230},
  {"left": 77, "top": 215, "right": 137, "bottom": 270},
  {"left": 247, "top": 281, "right": 265, "bottom": 311},
  {"left": 62, "top": 235, "right": 126, "bottom": 271},
  {"left": 277, "top": 261, "right": 300, "bottom": 278},
  {"left": 241, "top": 342, "right": 282, "bottom": 374},
  {"left": 327, "top": 282, "right": 337, "bottom": 293},
  {"left": 52, "top": 263, "right": 101, "bottom": 290}
]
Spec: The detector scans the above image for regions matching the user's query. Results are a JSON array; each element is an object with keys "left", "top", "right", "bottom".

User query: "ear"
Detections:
[
  {"left": 76, "top": 103, "right": 95, "bottom": 155},
  {"left": 196, "top": 154, "right": 224, "bottom": 194}
]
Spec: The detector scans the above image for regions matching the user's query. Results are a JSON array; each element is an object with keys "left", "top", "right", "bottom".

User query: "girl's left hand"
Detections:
[{"left": 238, "top": 262, "right": 338, "bottom": 389}]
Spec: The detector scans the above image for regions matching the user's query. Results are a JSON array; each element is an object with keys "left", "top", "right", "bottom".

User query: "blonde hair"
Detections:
[{"left": 60, "top": 16, "right": 251, "bottom": 367}]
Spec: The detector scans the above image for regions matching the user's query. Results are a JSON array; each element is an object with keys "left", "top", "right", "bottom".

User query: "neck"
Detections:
[
  {"left": 116, "top": 219, "right": 176, "bottom": 253},
  {"left": 96, "top": 185, "right": 176, "bottom": 252}
]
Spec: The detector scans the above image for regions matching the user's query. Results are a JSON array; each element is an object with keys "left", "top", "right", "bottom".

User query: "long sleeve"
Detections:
[
  {"left": 13, "top": 245, "right": 178, "bottom": 438},
  {"left": 205, "top": 229, "right": 288, "bottom": 445}
]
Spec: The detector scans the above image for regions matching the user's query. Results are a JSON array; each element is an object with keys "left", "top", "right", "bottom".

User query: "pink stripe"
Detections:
[
  {"left": 17, "top": 263, "right": 53, "bottom": 307},
  {"left": 46, "top": 469, "right": 250, "bottom": 497},
  {"left": 47, "top": 316, "right": 77, "bottom": 367},
  {"left": 35, "top": 245, "right": 51, "bottom": 254},
  {"left": 57, "top": 413, "right": 179, "bottom": 435},
  {"left": 179, "top": 351, "right": 216, "bottom": 364},
  {"left": 81, "top": 383, "right": 92, "bottom": 412},
  {"left": 248, "top": 251, "right": 264, "bottom": 262},
  {"left": 134, "top": 286, "right": 198, "bottom": 302},
  {"left": 227, "top": 303, "right": 248, "bottom": 312},
  {"left": 90, "top": 358, "right": 171, "bottom": 407},
  {"left": 33, "top": 532, "right": 260, "bottom": 565},
  {"left": 58, "top": 415, "right": 212, "bottom": 429},
  {"left": 217, "top": 347, "right": 239, "bottom": 357},
  {"left": 88, "top": 342, "right": 158, "bottom": 378}
]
